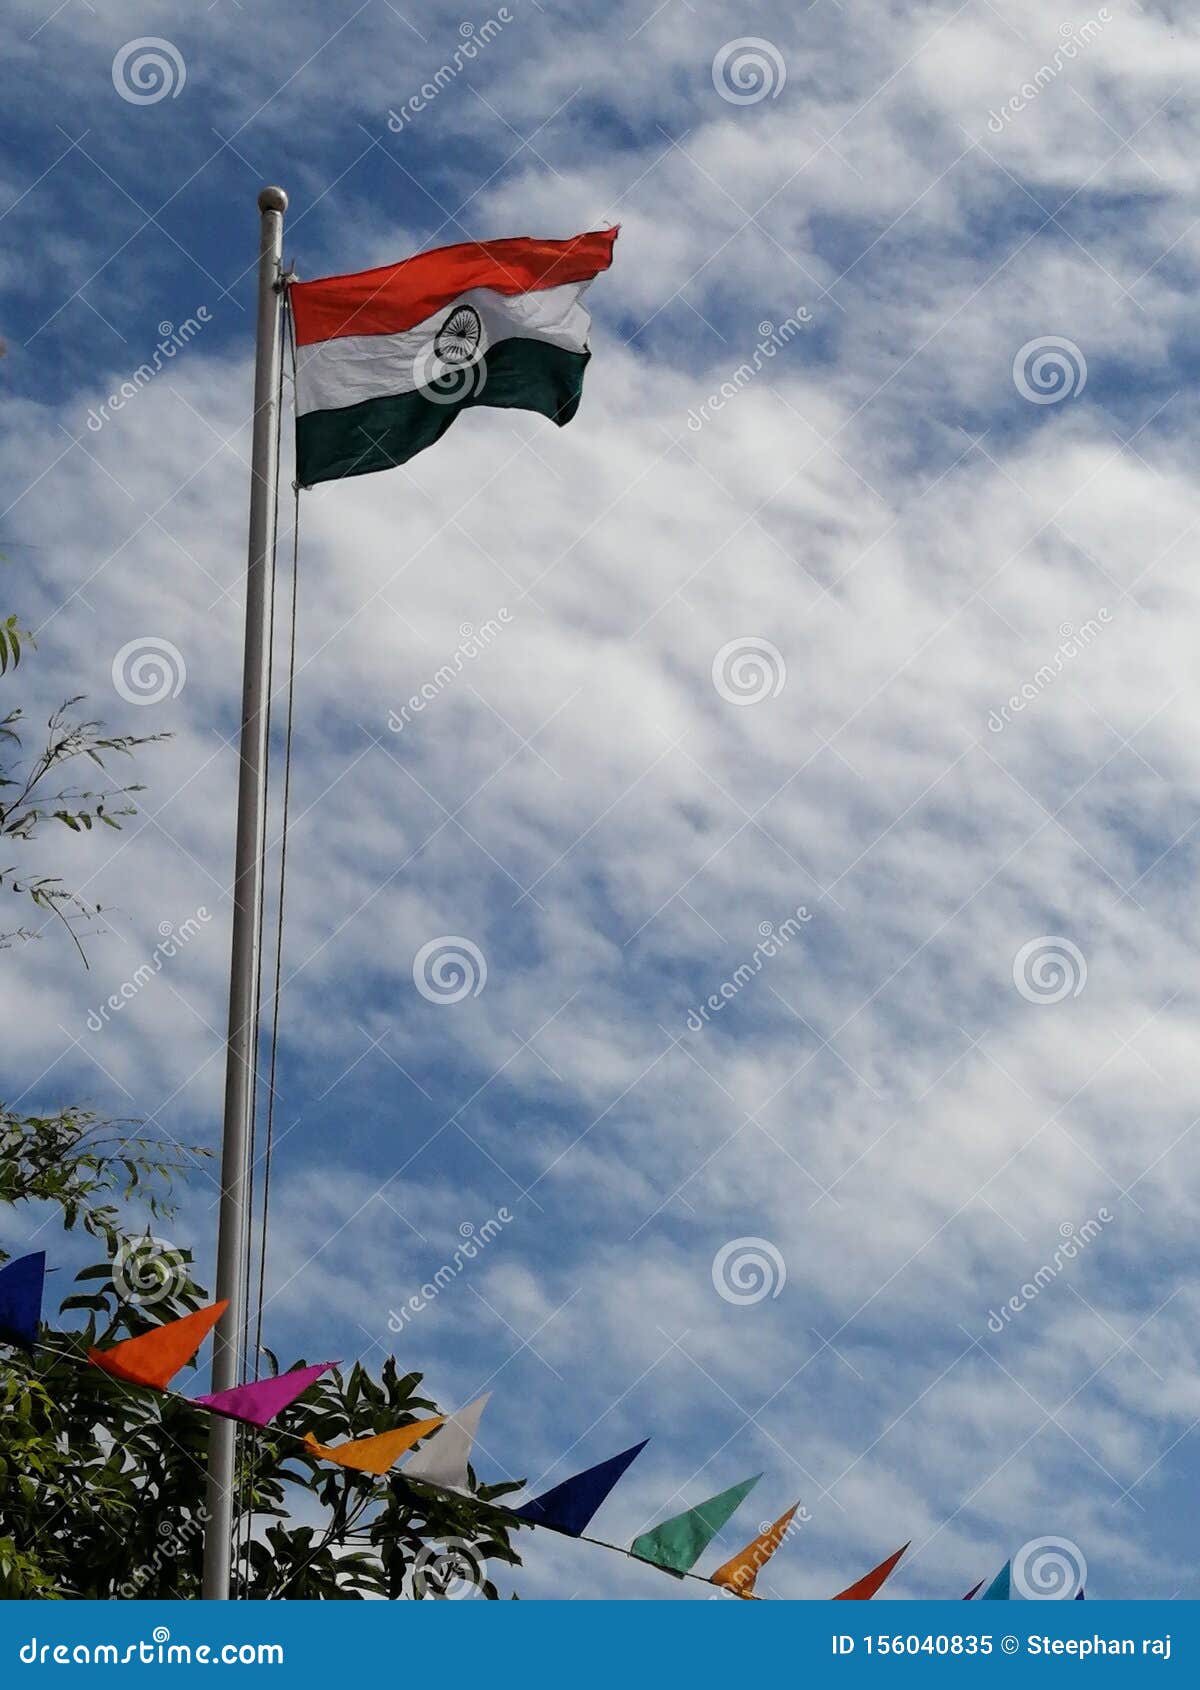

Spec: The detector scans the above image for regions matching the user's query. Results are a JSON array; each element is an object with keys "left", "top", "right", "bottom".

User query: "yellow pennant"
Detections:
[
  {"left": 710, "top": 1503, "right": 800, "bottom": 1599},
  {"left": 304, "top": 1415, "right": 444, "bottom": 1476}
]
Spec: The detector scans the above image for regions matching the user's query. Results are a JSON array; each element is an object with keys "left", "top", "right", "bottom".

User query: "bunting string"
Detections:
[
  {"left": 2, "top": 1250, "right": 926, "bottom": 1598},
  {"left": 21, "top": 1329, "right": 748, "bottom": 1594}
]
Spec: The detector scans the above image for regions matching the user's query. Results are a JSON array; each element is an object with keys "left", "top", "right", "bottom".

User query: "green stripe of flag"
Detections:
[{"left": 296, "top": 337, "right": 591, "bottom": 486}]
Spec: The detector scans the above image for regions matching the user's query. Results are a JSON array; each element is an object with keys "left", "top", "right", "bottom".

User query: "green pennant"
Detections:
[{"left": 631, "top": 1475, "right": 761, "bottom": 1575}]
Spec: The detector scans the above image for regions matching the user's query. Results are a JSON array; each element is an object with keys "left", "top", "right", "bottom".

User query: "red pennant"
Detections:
[{"left": 833, "top": 1542, "right": 909, "bottom": 1599}]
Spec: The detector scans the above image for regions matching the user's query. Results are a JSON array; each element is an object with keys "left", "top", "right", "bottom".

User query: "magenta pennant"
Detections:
[{"left": 193, "top": 1362, "right": 335, "bottom": 1427}]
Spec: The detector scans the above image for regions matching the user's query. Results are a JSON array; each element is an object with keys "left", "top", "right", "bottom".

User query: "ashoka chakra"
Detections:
[{"left": 434, "top": 304, "right": 483, "bottom": 365}]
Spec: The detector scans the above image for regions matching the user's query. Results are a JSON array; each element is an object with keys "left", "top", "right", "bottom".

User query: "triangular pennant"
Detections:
[
  {"left": 88, "top": 1300, "right": 227, "bottom": 1390},
  {"left": 194, "top": 1362, "right": 335, "bottom": 1427},
  {"left": 632, "top": 1475, "right": 761, "bottom": 1574},
  {"left": 514, "top": 1440, "right": 648, "bottom": 1537},
  {"left": 304, "top": 1415, "right": 444, "bottom": 1475},
  {"left": 981, "top": 1560, "right": 1011, "bottom": 1600},
  {"left": 710, "top": 1503, "right": 799, "bottom": 1598},
  {"left": 403, "top": 1393, "right": 490, "bottom": 1492},
  {"left": 1075, "top": 1588, "right": 1085, "bottom": 1600},
  {"left": 0, "top": 1252, "right": 45, "bottom": 1349},
  {"left": 963, "top": 1579, "right": 985, "bottom": 1600},
  {"left": 833, "top": 1542, "right": 909, "bottom": 1599}
]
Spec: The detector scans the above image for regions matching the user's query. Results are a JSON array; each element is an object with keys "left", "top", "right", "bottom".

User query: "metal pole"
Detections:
[{"left": 201, "top": 185, "right": 288, "bottom": 1601}]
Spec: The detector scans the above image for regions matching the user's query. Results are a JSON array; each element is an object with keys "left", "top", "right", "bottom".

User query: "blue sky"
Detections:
[{"left": 4, "top": 0, "right": 1200, "bottom": 1599}]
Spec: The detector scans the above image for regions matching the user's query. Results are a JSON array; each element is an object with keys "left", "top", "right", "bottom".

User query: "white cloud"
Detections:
[{"left": 4, "top": 0, "right": 1200, "bottom": 1601}]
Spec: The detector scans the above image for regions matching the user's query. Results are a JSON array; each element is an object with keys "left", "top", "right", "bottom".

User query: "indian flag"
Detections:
[{"left": 290, "top": 228, "right": 618, "bottom": 486}]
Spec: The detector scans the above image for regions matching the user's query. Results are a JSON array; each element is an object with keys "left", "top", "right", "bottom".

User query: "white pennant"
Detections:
[{"left": 403, "top": 1393, "right": 490, "bottom": 1492}]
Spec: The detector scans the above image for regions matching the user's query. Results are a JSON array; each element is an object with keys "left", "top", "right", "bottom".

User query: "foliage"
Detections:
[
  {"left": 1, "top": 656, "right": 166, "bottom": 959},
  {"left": 0, "top": 623, "right": 525, "bottom": 1598},
  {"left": 0, "top": 1104, "right": 203, "bottom": 1245},
  {"left": 0, "top": 615, "right": 24, "bottom": 676},
  {"left": 0, "top": 1252, "right": 524, "bottom": 1600},
  {"left": 1, "top": 621, "right": 192, "bottom": 1234}
]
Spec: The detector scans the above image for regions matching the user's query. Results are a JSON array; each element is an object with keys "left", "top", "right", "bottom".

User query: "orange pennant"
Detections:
[
  {"left": 303, "top": 1415, "right": 444, "bottom": 1476},
  {"left": 88, "top": 1300, "right": 227, "bottom": 1391},
  {"left": 710, "top": 1503, "right": 800, "bottom": 1598},
  {"left": 832, "top": 1542, "right": 909, "bottom": 1599}
]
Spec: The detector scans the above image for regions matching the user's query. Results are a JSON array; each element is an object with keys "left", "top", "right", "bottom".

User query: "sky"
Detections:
[{"left": 3, "top": 0, "right": 1200, "bottom": 1601}]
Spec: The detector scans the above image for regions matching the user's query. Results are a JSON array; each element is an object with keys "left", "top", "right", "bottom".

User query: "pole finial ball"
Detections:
[{"left": 258, "top": 186, "right": 288, "bottom": 214}]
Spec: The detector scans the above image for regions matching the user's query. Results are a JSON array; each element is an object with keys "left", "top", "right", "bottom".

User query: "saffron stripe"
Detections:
[
  {"left": 294, "top": 281, "right": 592, "bottom": 416},
  {"left": 290, "top": 228, "right": 618, "bottom": 346}
]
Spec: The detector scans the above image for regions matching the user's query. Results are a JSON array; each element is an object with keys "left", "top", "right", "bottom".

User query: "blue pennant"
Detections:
[
  {"left": 515, "top": 1440, "right": 648, "bottom": 1537},
  {"left": 981, "top": 1561, "right": 1011, "bottom": 1600},
  {"left": 0, "top": 1252, "right": 46, "bottom": 1350}
]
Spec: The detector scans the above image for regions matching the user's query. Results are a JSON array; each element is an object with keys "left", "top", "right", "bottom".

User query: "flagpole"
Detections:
[{"left": 201, "top": 185, "right": 288, "bottom": 1602}]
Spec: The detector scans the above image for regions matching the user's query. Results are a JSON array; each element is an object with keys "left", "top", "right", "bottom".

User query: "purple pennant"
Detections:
[{"left": 193, "top": 1362, "right": 336, "bottom": 1427}]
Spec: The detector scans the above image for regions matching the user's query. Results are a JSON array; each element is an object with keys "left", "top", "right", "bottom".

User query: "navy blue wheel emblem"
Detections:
[{"left": 434, "top": 304, "right": 483, "bottom": 365}]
